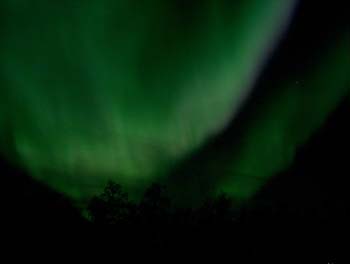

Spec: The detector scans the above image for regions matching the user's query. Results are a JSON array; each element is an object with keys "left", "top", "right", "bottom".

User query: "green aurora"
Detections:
[{"left": 0, "top": 0, "right": 349, "bottom": 203}]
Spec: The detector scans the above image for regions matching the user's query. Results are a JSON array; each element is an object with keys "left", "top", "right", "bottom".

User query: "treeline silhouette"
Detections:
[
  {"left": 87, "top": 181, "right": 239, "bottom": 227},
  {"left": 85, "top": 181, "right": 251, "bottom": 250}
]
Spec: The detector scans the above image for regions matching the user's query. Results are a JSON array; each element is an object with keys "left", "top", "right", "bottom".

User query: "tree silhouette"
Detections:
[
  {"left": 87, "top": 181, "right": 132, "bottom": 225},
  {"left": 141, "top": 183, "right": 170, "bottom": 209},
  {"left": 87, "top": 180, "right": 240, "bottom": 228},
  {"left": 197, "top": 193, "right": 237, "bottom": 224},
  {"left": 139, "top": 183, "right": 171, "bottom": 225}
]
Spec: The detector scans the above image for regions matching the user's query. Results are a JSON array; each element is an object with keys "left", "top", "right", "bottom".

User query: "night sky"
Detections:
[{"left": 0, "top": 0, "right": 349, "bottom": 204}]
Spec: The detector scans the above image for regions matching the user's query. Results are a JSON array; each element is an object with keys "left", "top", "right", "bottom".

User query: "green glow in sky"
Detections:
[
  {"left": 2, "top": 1, "right": 348, "bottom": 203},
  {"left": 217, "top": 36, "right": 350, "bottom": 200}
]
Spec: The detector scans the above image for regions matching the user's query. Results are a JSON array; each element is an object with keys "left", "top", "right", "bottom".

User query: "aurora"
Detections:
[{"left": 0, "top": 0, "right": 348, "bottom": 203}]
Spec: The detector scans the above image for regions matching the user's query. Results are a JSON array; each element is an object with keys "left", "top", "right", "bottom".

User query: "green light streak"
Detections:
[{"left": 1, "top": 1, "right": 298, "bottom": 200}]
